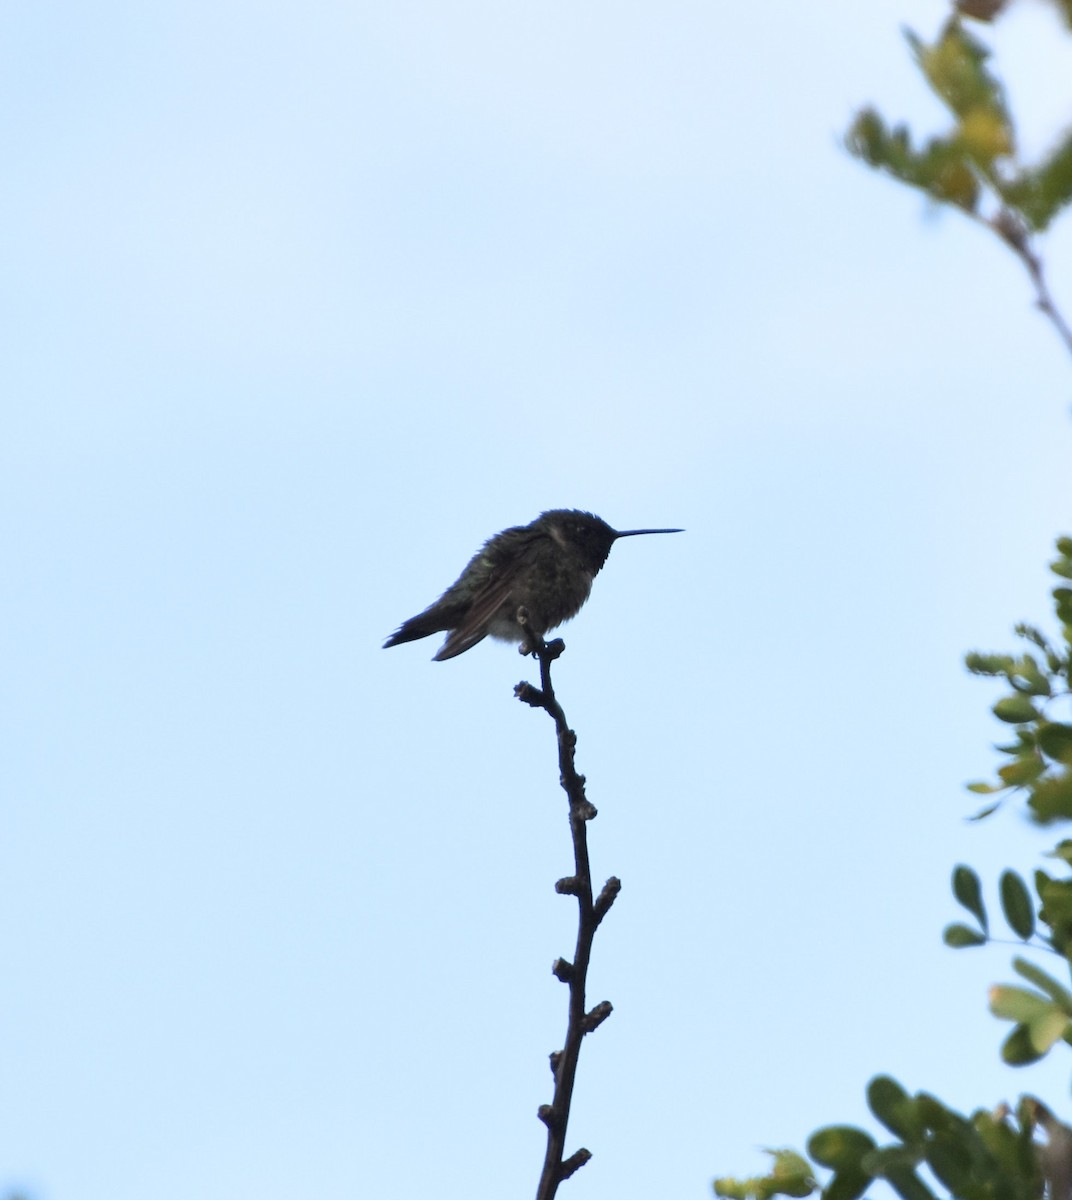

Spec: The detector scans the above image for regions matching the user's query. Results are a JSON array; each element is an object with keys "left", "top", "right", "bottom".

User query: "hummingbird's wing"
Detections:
[
  {"left": 433, "top": 531, "right": 546, "bottom": 661},
  {"left": 433, "top": 569, "right": 524, "bottom": 660}
]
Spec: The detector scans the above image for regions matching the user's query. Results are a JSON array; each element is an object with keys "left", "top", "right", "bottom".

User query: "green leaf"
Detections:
[
  {"left": 908, "top": 19, "right": 1008, "bottom": 126},
  {"left": 844, "top": 107, "right": 981, "bottom": 213},
  {"left": 714, "top": 1179, "right": 751, "bottom": 1200},
  {"left": 878, "top": 1166, "right": 937, "bottom": 1200},
  {"left": 867, "top": 1076, "right": 925, "bottom": 1144},
  {"left": 1007, "top": 655, "right": 1052, "bottom": 697},
  {"left": 1027, "top": 771, "right": 1072, "bottom": 823},
  {"left": 912, "top": 1093, "right": 960, "bottom": 1132},
  {"left": 765, "top": 1150, "right": 813, "bottom": 1175},
  {"left": 807, "top": 1127, "right": 876, "bottom": 1172},
  {"left": 1012, "top": 956, "right": 1072, "bottom": 1009},
  {"left": 958, "top": 107, "right": 1013, "bottom": 164},
  {"left": 1027, "top": 1007, "right": 1070, "bottom": 1052},
  {"left": 1016, "top": 624, "right": 1054, "bottom": 652},
  {"left": 993, "top": 695, "right": 1042, "bottom": 724},
  {"left": 965, "top": 652, "right": 1016, "bottom": 676},
  {"left": 1008, "top": 132, "right": 1072, "bottom": 231},
  {"left": 822, "top": 1172, "right": 870, "bottom": 1200},
  {"left": 1000, "top": 872, "right": 1036, "bottom": 939},
  {"left": 1034, "top": 871, "right": 1072, "bottom": 950},
  {"left": 997, "top": 756, "right": 1045, "bottom": 786},
  {"left": 966, "top": 780, "right": 1003, "bottom": 794},
  {"left": 952, "top": 865, "right": 988, "bottom": 931},
  {"left": 862, "top": 1147, "right": 920, "bottom": 1175},
  {"left": 1038, "top": 724, "right": 1072, "bottom": 765},
  {"left": 943, "top": 923, "right": 987, "bottom": 948},
  {"left": 1000, "top": 1022, "right": 1045, "bottom": 1066},
  {"left": 928, "top": 155, "right": 980, "bottom": 210},
  {"left": 845, "top": 108, "right": 891, "bottom": 167},
  {"left": 967, "top": 800, "right": 1002, "bottom": 821},
  {"left": 715, "top": 1151, "right": 817, "bottom": 1200},
  {"left": 862, "top": 1145, "right": 936, "bottom": 1200},
  {"left": 760, "top": 1150, "right": 817, "bottom": 1199},
  {"left": 973, "top": 1105, "right": 1028, "bottom": 1171},
  {"left": 988, "top": 984, "right": 1052, "bottom": 1023},
  {"left": 757, "top": 1176, "right": 815, "bottom": 1199},
  {"left": 924, "top": 1134, "right": 974, "bottom": 1194}
]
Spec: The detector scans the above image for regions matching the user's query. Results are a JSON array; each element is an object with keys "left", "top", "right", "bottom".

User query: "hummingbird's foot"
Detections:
[{"left": 515, "top": 606, "right": 543, "bottom": 657}]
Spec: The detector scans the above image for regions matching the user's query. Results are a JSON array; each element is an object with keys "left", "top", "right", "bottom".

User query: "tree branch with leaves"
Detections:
[
  {"left": 717, "top": 4, "right": 1072, "bottom": 1197},
  {"left": 846, "top": 5, "right": 1072, "bottom": 355}
]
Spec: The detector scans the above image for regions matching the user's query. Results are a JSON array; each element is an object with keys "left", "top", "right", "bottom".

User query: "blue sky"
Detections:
[{"left": 4, "top": 2, "right": 1072, "bottom": 1198}]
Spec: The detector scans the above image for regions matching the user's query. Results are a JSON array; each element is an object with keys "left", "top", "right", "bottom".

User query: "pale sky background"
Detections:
[{"left": 4, "top": 3, "right": 1072, "bottom": 1199}]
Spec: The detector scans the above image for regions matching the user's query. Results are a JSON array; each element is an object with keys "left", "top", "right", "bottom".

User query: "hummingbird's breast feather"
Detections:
[{"left": 484, "top": 543, "right": 595, "bottom": 642}]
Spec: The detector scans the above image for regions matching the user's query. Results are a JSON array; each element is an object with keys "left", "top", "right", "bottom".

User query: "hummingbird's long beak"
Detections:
[{"left": 613, "top": 527, "right": 684, "bottom": 538}]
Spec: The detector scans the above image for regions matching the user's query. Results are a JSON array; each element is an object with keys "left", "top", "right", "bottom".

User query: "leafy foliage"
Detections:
[
  {"left": 964, "top": 539, "right": 1072, "bottom": 822},
  {"left": 714, "top": 1151, "right": 815, "bottom": 1200},
  {"left": 846, "top": 18, "right": 1072, "bottom": 234},
  {"left": 715, "top": 1080, "right": 1043, "bottom": 1200},
  {"left": 716, "top": 539, "right": 1072, "bottom": 1198},
  {"left": 718, "top": 9, "right": 1072, "bottom": 1197}
]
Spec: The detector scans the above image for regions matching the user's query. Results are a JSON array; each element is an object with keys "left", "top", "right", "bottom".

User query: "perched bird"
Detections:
[{"left": 383, "top": 509, "right": 682, "bottom": 661}]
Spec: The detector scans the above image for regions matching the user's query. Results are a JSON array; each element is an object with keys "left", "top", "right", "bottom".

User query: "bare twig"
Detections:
[
  {"left": 989, "top": 209, "right": 1072, "bottom": 358},
  {"left": 514, "top": 615, "right": 620, "bottom": 1200}
]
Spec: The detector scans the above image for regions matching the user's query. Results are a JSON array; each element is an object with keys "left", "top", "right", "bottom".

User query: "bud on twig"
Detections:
[
  {"left": 560, "top": 1149, "right": 592, "bottom": 1180},
  {"left": 571, "top": 798, "right": 598, "bottom": 822},
  {"left": 593, "top": 877, "right": 621, "bottom": 925},
  {"left": 582, "top": 1001, "right": 613, "bottom": 1033},
  {"left": 515, "top": 681, "right": 545, "bottom": 707}
]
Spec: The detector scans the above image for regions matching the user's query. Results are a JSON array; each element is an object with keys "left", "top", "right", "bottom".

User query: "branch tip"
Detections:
[
  {"left": 514, "top": 681, "right": 546, "bottom": 707},
  {"left": 552, "top": 957, "right": 574, "bottom": 983},
  {"left": 593, "top": 876, "right": 622, "bottom": 924},
  {"left": 537, "top": 1103, "right": 557, "bottom": 1129},
  {"left": 555, "top": 875, "right": 582, "bottom": 896},
  {"left": 582, "top": 1001, "right": 613, "bottom": 1033},
  {"left": 559, "top": 1149, "right": 592, "bottom": 1181}
]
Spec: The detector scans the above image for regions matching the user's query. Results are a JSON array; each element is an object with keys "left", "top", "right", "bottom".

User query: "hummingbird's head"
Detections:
[
  {"left": 541, "top": 509, "right": 683, "bottom": 574},
  {"left": 542, "top": 510, "right": 618, "bottom": 571}
]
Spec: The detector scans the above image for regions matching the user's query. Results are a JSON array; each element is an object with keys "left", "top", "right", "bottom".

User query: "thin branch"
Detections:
[
  {"left": 1019, "top": 245, "right": 1072, "bottom": 359},
  {"left": 989, "top": 209, "right": 1072, "bottom": 358},
  {"left": 514, "top": 617, "right": 619, "bottom": 1200}
]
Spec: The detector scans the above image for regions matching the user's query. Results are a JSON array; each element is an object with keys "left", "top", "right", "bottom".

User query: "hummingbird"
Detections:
[{"left": 383, "top": 509, "right": 683, "bottom": 661}]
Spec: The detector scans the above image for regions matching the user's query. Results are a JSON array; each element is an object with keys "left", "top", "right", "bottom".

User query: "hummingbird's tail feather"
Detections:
[
  {"left": 432, "top": 628, "right": 489, "bottom": 661},
  {"left": 383, "top": 609, "right": 457, "bottom": 649}
]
